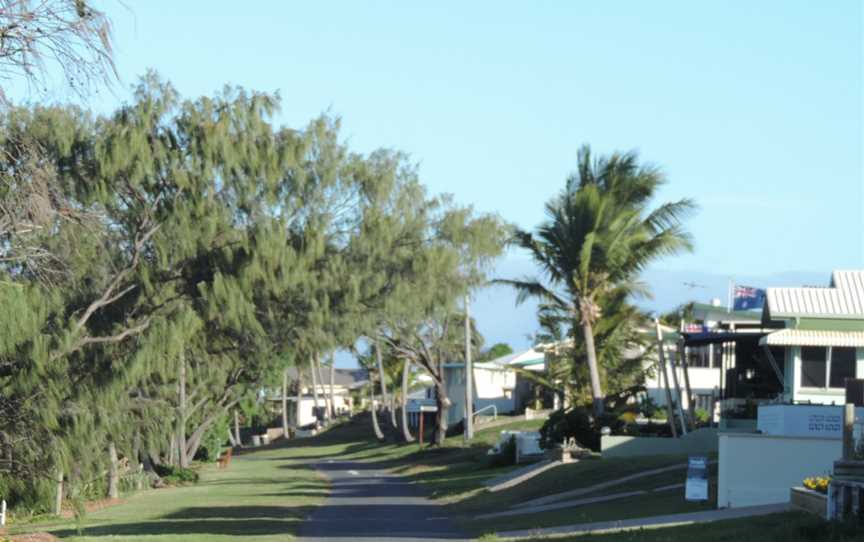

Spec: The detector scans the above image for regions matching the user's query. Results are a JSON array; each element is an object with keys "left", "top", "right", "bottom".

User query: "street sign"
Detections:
[{"left": 685, "top": 456, "right": 709, "bottom": 501}]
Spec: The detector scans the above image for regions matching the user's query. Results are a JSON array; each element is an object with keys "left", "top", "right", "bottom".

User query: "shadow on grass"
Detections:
[
  {"left": 52, "top": 517, "right": 306, "bottom": 538},
  {"left": 162, "top": 506, "right": 308, "bottom": 520}
]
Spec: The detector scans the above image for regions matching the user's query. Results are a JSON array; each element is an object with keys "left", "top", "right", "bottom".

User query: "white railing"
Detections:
[{"left": 473, "top": 404, "right": 497, "bottom": 423}]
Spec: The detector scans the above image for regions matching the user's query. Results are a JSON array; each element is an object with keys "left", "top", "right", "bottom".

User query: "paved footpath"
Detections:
[
  {"left": 297, "top": 459, "right": 471, "bottom": 542},
  {"left": 495, "top": 503, "right": 790, "bottom": 539}
]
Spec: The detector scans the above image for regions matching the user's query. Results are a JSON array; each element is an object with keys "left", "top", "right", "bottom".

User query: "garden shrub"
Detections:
[
  {"left": 0, "top": 474, "right": 54, "bottom": 514},
  {"left": 195, "top": 415, "right": 230, "bottom": 462},
  {"left": 153, "top": 464, "right": 199, "bottom": 485},
  {"left": 539, "top": 406, "right": 615, "bottom": 451},
  {"left": 540, "top": 391, "right": 666, "bottom": 451}
]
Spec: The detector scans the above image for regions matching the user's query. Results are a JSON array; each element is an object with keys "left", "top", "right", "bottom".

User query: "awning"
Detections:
[
  {"left": 759, "top": 329, "right": 864, "bottom": 347},
  {"left": 682, "top": 331, "right": 766, "bottom": 346}
]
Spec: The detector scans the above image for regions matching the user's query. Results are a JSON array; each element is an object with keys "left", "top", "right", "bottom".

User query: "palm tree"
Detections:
[{"left": 502, "top": 145, "right": 694, "bottom": 417}]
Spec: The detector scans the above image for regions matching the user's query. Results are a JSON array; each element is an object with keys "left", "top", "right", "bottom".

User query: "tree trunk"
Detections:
[
  {"left": 678, "top": 339, "right": 695, "bottom": 429},
  {"left": 168, "top": 435, "right": 177, "bottom": 466},
  {"left": 107, "top": 441, "right": 119, "bottom": 499},
  {"left": 233, "top": 409, "right": 241, "bottom": 446},
  {"left": 227, "top": 428, "right": 237, "bottom": 447},
  {"left": 375, "top": 340, "right": 398, "bottom": 429},
  {"left": 281, "top": 367, "right": 289, "bottom": 437},
  {"left": 185, "top": 400, "right": 241, "bottom": 463},
  {"left": 328, "top": 355, "right": 337, "bottom": 419},
  {"left": 400, "top": 358, "right": 414, "bottom": 442},
  {"left": 655, "top": 320, "right": 679, "bottom": 438},
  {"left": 370, "top": 380, "right": 385, "bottom": 441},
  {"left": 309, "top": 355, "right": 321, "bottom": 424},
  {"left": 185, "top": 430, "right": 206, "bottom": 462},
  {"left": 666, "top": 341, "right": 688, "bottom": 435},
  {"left": 464, "top": 293, "right": 474, "bottom": 441},
  {"left": 177, "top": 352, "right": 189, "bottom": 468},
  {"left": 434, "top": 380, "right": 449, "bottom": 446},
  {"left": 655, "top": 319, "right": 687, "bottom": 436},
  {"left": 314, "top": 353, "right": 330, "bottom": 425},
  {"left": 581, "top": 317, "right": 604, "bottom": 417},
  {"left": 295, "top": 366, "right": 304, "bottom": 428},
  {"left": 54, "top": 468, "right": 63, "bottom": 516}
]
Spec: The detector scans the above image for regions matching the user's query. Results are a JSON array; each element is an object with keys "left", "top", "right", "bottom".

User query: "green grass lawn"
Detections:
[
  {"left": 8, "top": 438, "right": 329, "bottom": 541},
  {"left": 8, "top": 415, "right": 856, "bottom": 542},
  {"left": 504, "top": 512, "right": 863, "bottom": 542},
  {"left": 5, "top": 415, "right": 543, "bottom": 541},
  {"left": 461, "top": 460, "right": 720, "bottom": 535}
]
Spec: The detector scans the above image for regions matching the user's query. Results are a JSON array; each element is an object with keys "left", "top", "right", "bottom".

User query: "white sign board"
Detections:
[
  {"left": 516, "top": 432, "right": 543, "bottom": 456},
  {"left": 757, "top": 404, "right": 863, "bottom": 438},
  {"left": 685, "top": 456, "right": 709, "bottom": 501}
]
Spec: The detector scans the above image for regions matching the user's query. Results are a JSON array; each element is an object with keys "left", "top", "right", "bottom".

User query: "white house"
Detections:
[
  {"left": 407, "top": 354, "right": 523, "bottom": 427},
  {"left": 717, "top": 270, "right": 864, "bottom": 508},
  {"left": 643, "top": 301, "right": 762, "bottom": 415},
  {"left": 268, "top": 368, "right": 368, "bottom": 428}
]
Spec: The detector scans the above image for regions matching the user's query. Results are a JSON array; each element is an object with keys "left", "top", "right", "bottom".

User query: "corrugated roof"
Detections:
[
  {"left": 285, "top": 367, "right": 369, "bottom": 388},
  {"left": 831, "top": 270, "right": 864, "bottom": 314},
  {"left": 511, "top": 357, "right": 545, "bottom": 367},
  {"left": 759, "top": 329, "right": 864, "bottom": 347},
  {"left": 766, "top": 270, "right": 864, "bottom": 320},
  {"left": 489, "top": 347, "right": 545, "bottom": 367}
]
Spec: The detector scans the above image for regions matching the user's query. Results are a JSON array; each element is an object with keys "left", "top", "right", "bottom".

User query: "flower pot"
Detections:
[{"left": 790, "top": 486, "right": 827, "bottom": 518}]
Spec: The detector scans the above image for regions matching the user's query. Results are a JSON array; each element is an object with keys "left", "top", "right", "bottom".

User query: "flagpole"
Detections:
[{"left": 727, "top": 279, "right": 733, "bottom": 312}]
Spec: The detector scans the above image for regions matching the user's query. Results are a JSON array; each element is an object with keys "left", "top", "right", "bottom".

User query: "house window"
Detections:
[
  {"left": 687, "top": 346, "right": 710, "bottom": 368},
  {"left": 800, "top": 346, "right": 858, "bottom": 390},
  {"left": 694, "top": 393, "right": 713, "bottom": 412},
  {"left": 711, "top": 345, "right": 723, "bottom": 369},
  {"left": 801, "top": 347, "right": 827, "bottom": 388},
  {"left": 830, "top": 347, "right": 857, "bottom": 389}
]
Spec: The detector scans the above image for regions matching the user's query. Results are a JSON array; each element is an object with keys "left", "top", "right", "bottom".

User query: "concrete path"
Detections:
[
  {"left": 476, "top": 483, "right": 685, "bottom": 520},
  {"left": 495, "top": 503, "right": 790, "bottom": 539},
  {"left": 297, "top": 459, "right": 470, "bottom": 542}
]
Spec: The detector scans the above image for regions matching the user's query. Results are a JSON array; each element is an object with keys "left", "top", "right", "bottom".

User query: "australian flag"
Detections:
[{"left": 733, "top": 285, "right": 766, "bottom": 311}]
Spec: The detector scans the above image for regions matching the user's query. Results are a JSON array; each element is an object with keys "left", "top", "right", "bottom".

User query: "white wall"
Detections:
[
  {"left": 602, "top": 428, "right": 718, "bottom": 458},
  {"left": 645, "top": 364, "right": 720, "bottom": 411},
  {"left": 294, "top": 397, "right": 318, "bottom": 427},
  {"left": 292, "top": 394, "right": 352, "bottom": 427},
  {"left": 474, "top": 365, "right": 516, "bottom": 414},
  {"left": 718, "top": 433, "right": 840, "bottom": 508},
  {"left": 445, "top": 365, "right": 517, "bottom": 424}
]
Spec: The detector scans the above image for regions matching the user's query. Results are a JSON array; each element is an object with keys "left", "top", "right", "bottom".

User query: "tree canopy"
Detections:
[
  {"left": 0, "top": 73, "right": 508, "bottom": 510},
  {"left": 501, "top": 145, "right": 695, "bottom": 415}
]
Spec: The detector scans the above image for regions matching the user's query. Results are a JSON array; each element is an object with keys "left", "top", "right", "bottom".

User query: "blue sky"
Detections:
[{"left": 18, "top": 1, "right": 863, "bottom": 360}]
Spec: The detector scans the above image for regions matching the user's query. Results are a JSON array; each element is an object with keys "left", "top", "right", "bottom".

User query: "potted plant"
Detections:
[{"left": 790, "top": 476, "right": 829, "bottom": 518}]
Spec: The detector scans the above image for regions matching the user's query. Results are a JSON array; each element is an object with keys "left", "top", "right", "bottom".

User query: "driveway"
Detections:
[{"left": 297, "top": 459, "right": 470, "bottom": 542}]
